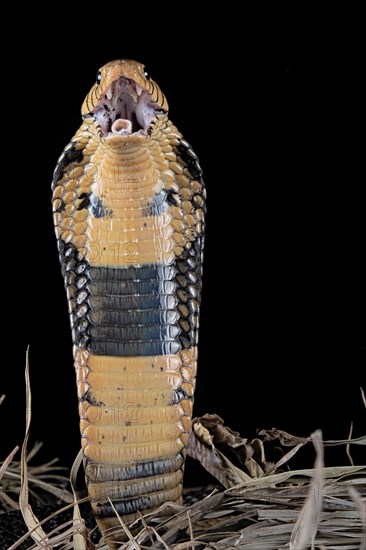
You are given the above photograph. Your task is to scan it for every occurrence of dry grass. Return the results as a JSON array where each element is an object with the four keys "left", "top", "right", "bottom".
[{"left": 0, "top": 356, "right": 365, "bottom": 549}]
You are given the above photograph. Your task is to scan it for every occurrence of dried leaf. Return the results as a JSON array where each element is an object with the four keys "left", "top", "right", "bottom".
[
  {"left": 1, "top": 445, "right": 71, "bottom": 512},
  {"left": 347, "top": 422, "right": 355, "bottom": 466},
  {"left": 244, "top": 457, "right": 265, "bottom": 478},
  {"left": 0, "top": 486, "right": 20, "bottom": 510},
  {"left": 265, "top": 441, "right": 308, "bottom": 475},
  {"left": 19, "top": 348, "right": 50, "bottom": 546},
  {"left": 194, "top": 415, "right": 247, "bottom": 449},
  {"left": 193, "top": 420, "right": 214, "bottom": 448},
  {"left": 225, "top": 464, "right": 366, "bottom": 496},
  {"left": 260, "top": 427, "right": 366, "bottom": 446},
  {"left": 108, "top": 497, "right": 143, "bottom": 549},
  {"left": 361, "top": 386, "right": 366, "bottom": 409},
  {"left": 289, "top": 430, "right": 324, "bottom": 549},
  {"left": 188, "top": 425, "right": 252, "bottom": 488},
  {"left": 0, "top": 446, "right": 19, "bottom": 483},
  {"left": 249, "top": 438, "right": 267, "bottom": 464},
  {"left": 324, "top": 434, "right": 366, "bottom": 446},
  {"left": 348, "top": 486, "right": 366, "bottom": 549},
  {"left": 70, "top": 449, "right": 93, "bottom": 550},
  {"left": 360, "top": 388, "right": 366, "bottom": 408},
  {"left": 259, "top": 427, "right": 311, "bottom": 445},
  {"left": 191, "top": 416, "right": 268, "bottom": 479}
]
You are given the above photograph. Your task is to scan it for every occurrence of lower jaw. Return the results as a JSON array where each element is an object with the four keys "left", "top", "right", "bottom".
[{"left": 103, "top": 131, "right": 148, "bottom": 145}]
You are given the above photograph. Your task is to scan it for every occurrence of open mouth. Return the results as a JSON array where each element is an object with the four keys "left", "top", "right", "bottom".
[{"left": 92, "top": 76, "right": 160, "bottom": 137}]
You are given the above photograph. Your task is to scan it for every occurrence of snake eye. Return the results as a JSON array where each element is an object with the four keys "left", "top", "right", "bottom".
[
  {"left": 144, "top": 69, "right": 151, "bottom": 80},
  {"left": 96, "top": 70, "right": 102, "bottom": 85}
]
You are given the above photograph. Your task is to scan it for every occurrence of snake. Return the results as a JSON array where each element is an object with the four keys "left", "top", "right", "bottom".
[{"left": 51, "top": 59, "right": 206, "bottom": 548}]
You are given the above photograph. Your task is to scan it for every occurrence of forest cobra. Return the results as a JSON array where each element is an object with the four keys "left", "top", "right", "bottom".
[{"left": 51, "top": 59, "right": 206, "bottom": 547}]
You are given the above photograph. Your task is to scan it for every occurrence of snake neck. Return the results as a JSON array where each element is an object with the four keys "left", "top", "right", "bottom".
[
  {"left": 69, "top": 117, "right": 182, "bottom": 270},
  {"left": 89, "top": 140, "right": 156, "bottom": 202}
]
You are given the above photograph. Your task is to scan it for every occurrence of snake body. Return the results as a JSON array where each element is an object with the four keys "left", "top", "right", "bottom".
[{"left": 51, "top": 60, "right": 205, "bottom": 547}]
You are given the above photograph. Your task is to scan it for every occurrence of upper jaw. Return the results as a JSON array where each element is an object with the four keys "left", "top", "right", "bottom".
[{"left": 91, "top": 76, "right": 159, "bottom": 137}]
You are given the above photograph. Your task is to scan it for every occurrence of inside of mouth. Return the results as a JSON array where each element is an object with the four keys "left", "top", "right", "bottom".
[{"left": 93, "top": 76, "right": 158, "bottom": 136}]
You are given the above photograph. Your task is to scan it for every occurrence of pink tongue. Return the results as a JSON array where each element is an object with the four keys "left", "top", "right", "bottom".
[{"left": 111, "top": 118, "right": 132, "bottom": 135}]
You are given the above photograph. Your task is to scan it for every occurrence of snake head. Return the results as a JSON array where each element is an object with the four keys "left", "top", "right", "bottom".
[{"left": 82, "top": 59, "right": 169, "bottom": 139}]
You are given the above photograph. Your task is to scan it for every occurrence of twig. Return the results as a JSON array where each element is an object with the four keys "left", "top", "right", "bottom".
[{"left": 346, "top": 422, "right": 354, "bottom": 466}]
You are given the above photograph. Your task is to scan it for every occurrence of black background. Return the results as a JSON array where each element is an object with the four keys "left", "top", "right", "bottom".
[{"left": 1, "top": 10, "right": 364, "bottom": 486}]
